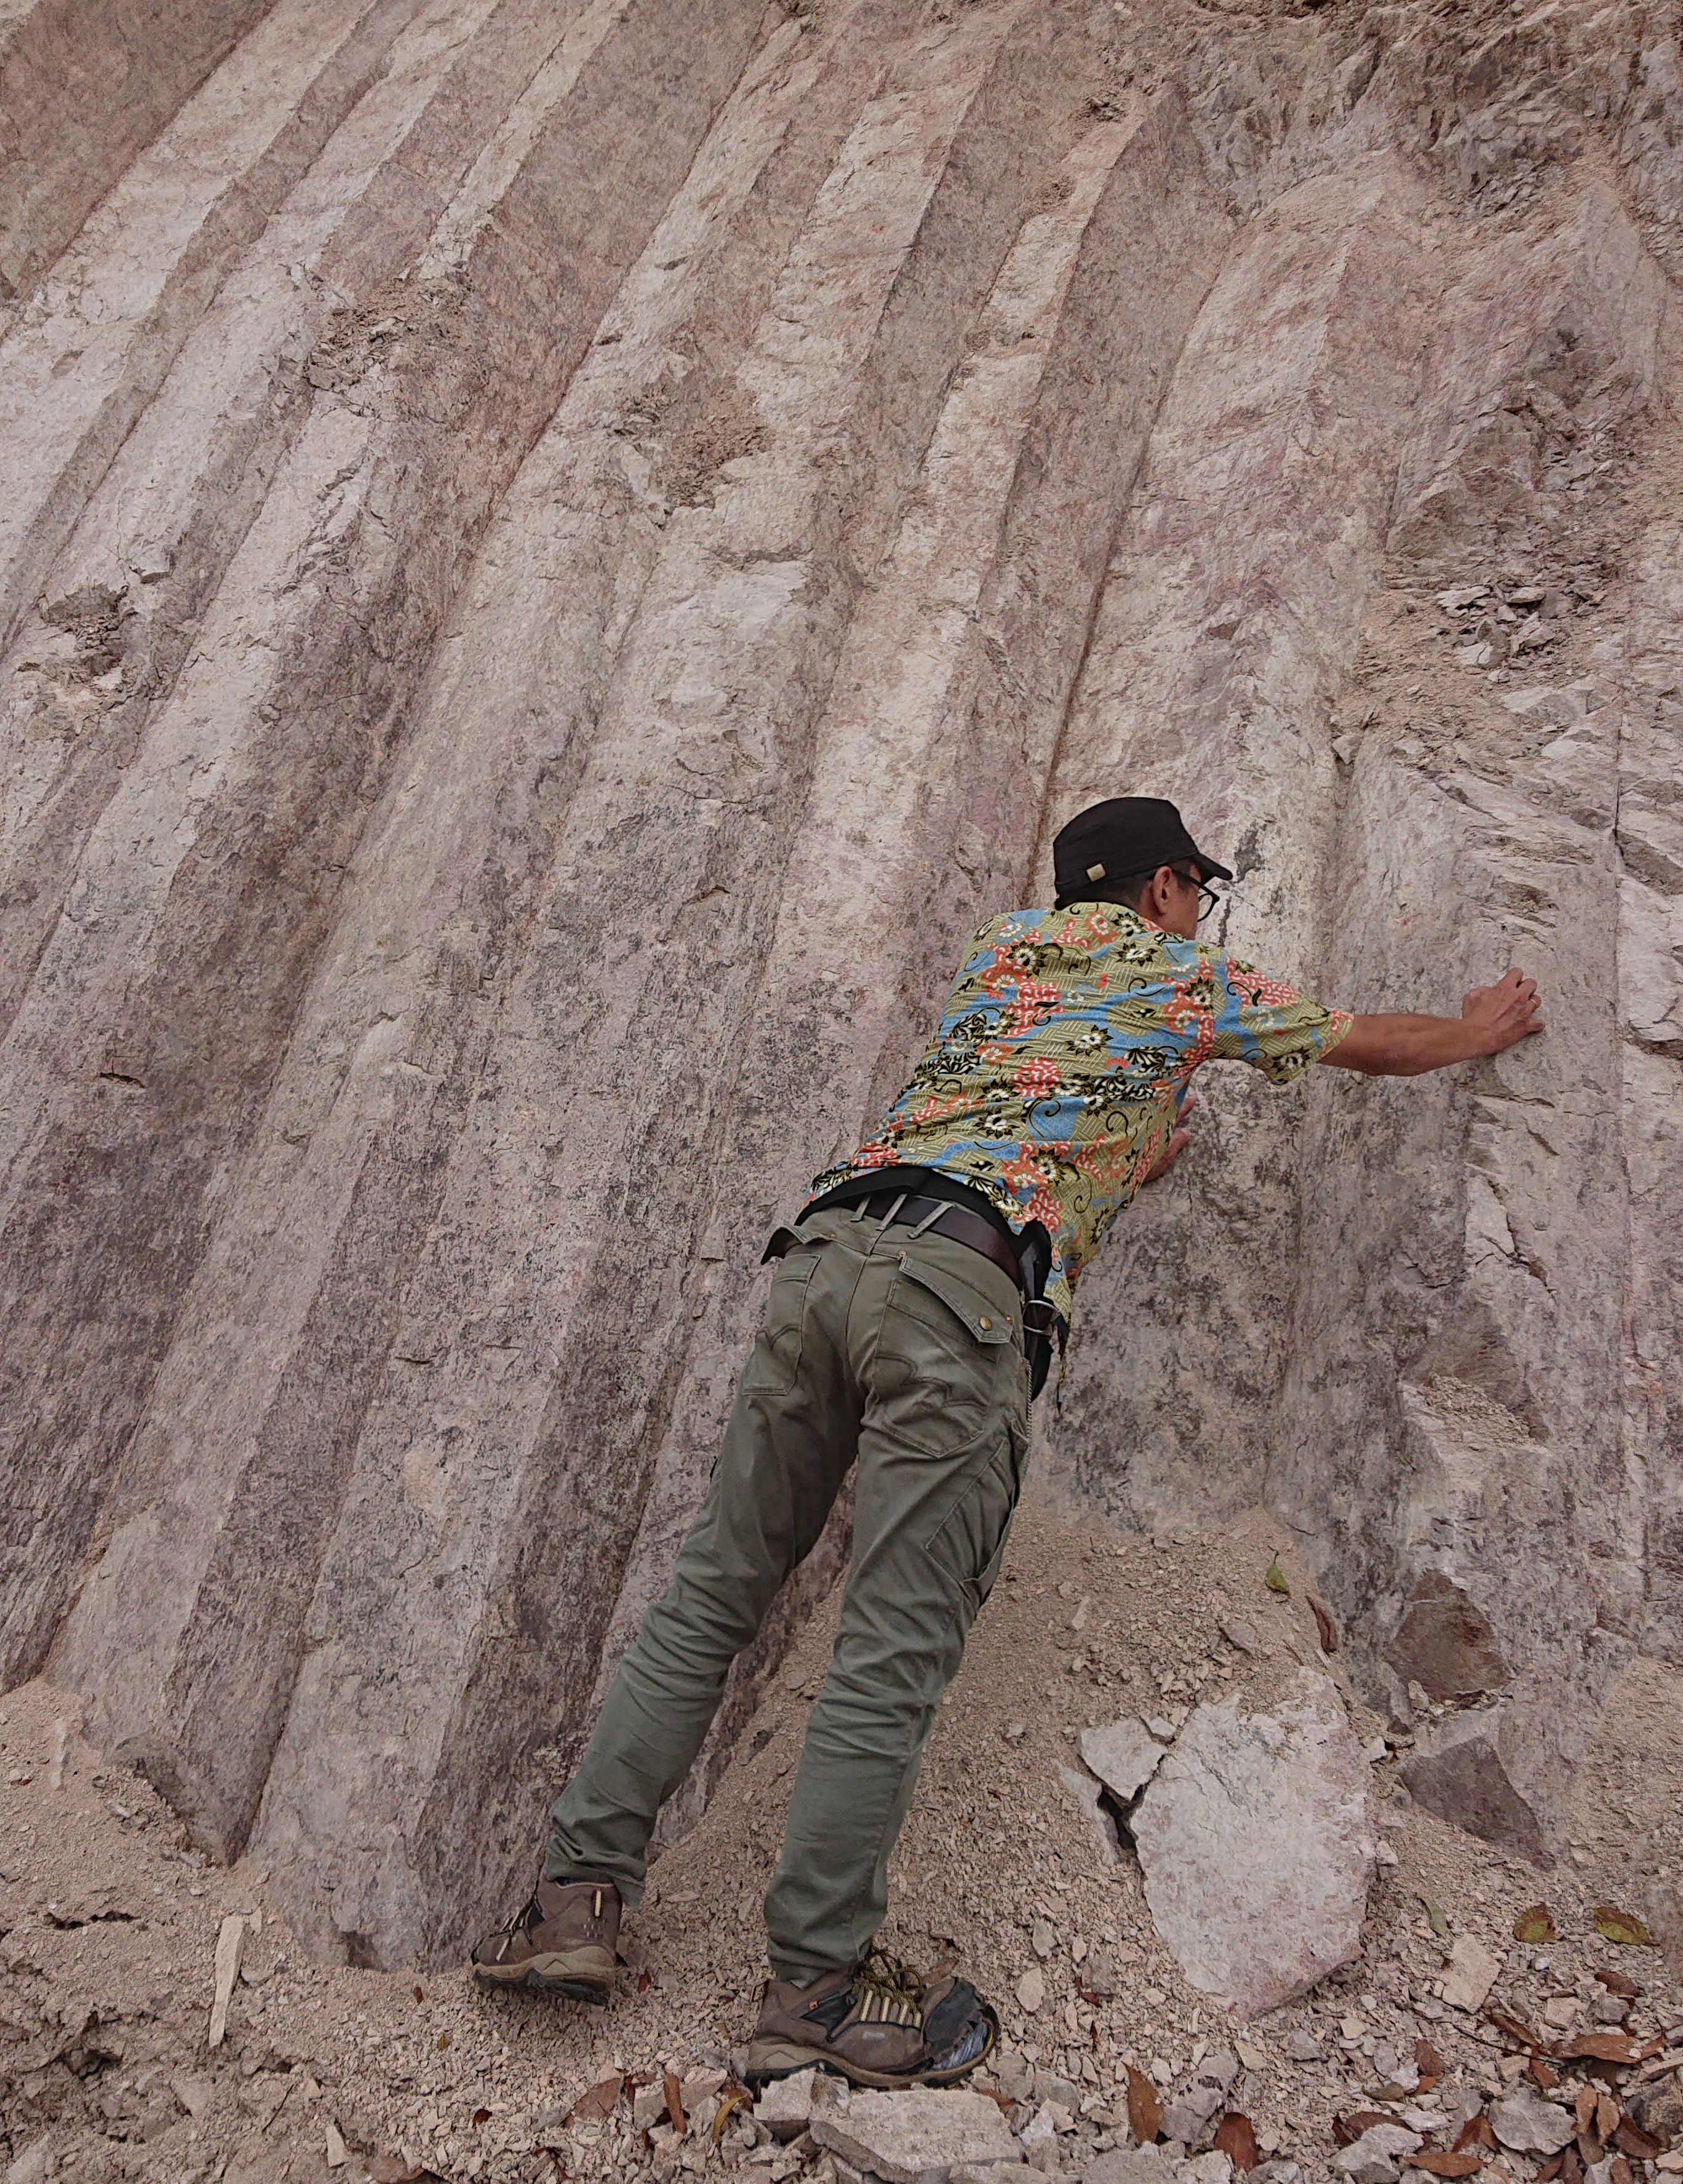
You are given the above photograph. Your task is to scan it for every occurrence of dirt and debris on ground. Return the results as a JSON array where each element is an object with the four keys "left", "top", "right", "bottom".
[{"left": 1, "top": 1503, "right": 1677, "bottom": 2184}]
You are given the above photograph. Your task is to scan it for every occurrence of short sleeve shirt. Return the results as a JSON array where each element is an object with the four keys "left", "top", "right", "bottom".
[{"left": 809, "top": 902, "right": 1351, "bottom": 1317}]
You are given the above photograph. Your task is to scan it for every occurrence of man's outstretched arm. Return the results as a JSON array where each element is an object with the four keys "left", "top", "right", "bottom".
[{"left": 1323, "top": 967, "right": 1544, "bottom": 1078}]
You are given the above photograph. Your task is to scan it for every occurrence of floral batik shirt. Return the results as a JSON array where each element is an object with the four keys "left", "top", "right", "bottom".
[{"left": 809, "top": 902, "right": 1352, "bottom": 1319}]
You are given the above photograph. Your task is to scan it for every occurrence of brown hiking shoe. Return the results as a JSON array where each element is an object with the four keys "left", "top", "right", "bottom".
[
  {"left": 744, "top": 1950, "right": 997, "bottom": 2089},
  {"left": 469, "top": 1879, "right": 619, "bottom": 2001}
]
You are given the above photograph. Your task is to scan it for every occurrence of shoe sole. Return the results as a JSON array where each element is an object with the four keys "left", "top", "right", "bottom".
[
  {"left": 743, "top": 2005, "right": 998, "bottom": 2091},
  {"left": 471, "top": 1948, "right": 615, "bottom": 2004}
]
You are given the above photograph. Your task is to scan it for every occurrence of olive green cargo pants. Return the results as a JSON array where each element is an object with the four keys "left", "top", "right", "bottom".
[{"left": 544, "top": 1202, "right": 1030, "bottom": 1981}]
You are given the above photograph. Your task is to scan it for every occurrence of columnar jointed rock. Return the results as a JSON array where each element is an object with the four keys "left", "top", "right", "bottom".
[
  {"left": 1, "top": 0, "right": 1681, "bottom": 1965},
  {"left": 1129, "top": 1674, "right": 1376, "bottom": 2017}
]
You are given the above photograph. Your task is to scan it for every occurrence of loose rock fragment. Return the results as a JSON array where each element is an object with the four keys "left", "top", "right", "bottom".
[
  {"left": 1332, "top": 2124, "right": 1423, "bottom": 2184},
  {"left": 811, "top": 2086, "right": 1019, "bottom": 2184},
  {"left": 1490, "top": 2089, "right": 1576, "bottom": 2155},
  {"left": 1440, "top": 1935, "right": 1502, "bottom": 2015},
  {"left": 1087, "top": 2155, "right": 1171, "bottom": 2184},
  {"left": 1057, "top": 1763, "right": 1120, "bottom": 1867},
  {"left": 1016, "top": 1964, "right": 1045, "bottom": 2014},
  {"left": 755, "top": 2068, "right": 827, "bottom": 2142},
  {"left": 208, "top": 1913, "right": 245, "bottom": 2048},
  {"left": 1080, "top": 1719, "right": 1168, "bottom": 1804}
]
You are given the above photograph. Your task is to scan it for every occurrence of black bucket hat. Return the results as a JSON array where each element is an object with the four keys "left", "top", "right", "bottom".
[{"left": 1052, "top": 797, "right": 1233, "bottom": 907}]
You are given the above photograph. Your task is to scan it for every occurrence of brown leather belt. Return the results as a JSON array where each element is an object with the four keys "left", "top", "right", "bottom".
[{"left": 852, "top": 1190, "right": 1025, "bottom": 1295}]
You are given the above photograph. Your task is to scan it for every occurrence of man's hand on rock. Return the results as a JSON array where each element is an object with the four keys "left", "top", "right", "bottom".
[
  {"left": 1462, "top": 967, "right": 1545, "bottom": 1055},
  {"left": 1326, "top": 969, "right": 1547, "bottom": 1076},
  {"left": 1140, "top": 1092, "right": 1196, "bottom": 1186}
]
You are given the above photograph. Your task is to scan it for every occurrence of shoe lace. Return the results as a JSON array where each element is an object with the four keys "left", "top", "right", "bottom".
[
  {"left": 851, "top": 1949, "right": 925, "bottom": 2028},
  {"left": 491, "top": 1892, "right": 544, "bottom": 1952}
]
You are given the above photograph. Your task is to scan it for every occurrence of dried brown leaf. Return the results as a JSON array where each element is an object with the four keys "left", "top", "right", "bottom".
[
  {"left": 1407, "top": 2154, "right": 1484, "bottom": 2177},
  {"left": 1575, "top": 2088, "right": 1599, "bottom": 2133},
  {"left": 711, "top": 2087, "right": 751, "bottom": 2146},
  {"left": 1536, "top": 2157, "right": 1566, "bottom": 2183},
  {"left": 1214, "top": 2113, "right": 1259, "bottom": 2173},
  {"left": 1488, "top": 2009, "right": 1543, "bottom": 2052},
  {"left": 1309, "top": 1597, "right": 1337, "bottom": 1653},
  {"left": 1416, "top": 2039, "right": 1446, "bottom": 2081},
  {"left": 1559, "top": 2033, "right": 1639, "bottom": 2065},
  {"left": 1593, "top": 1908, "right": 1655, "bottom": 1948},
  {"left": 1531, "top": 2057, "right": 1561, "bottom": 2091},
  {"left": 1596, "top": 1968, "right": 1641, "bottom": 2001},
  {"left": 1615, "top": 2120, "right": 1664, "bottom": 2160},
  {"left": 1335, "top": 2113, "right": 1396, "bottom": 2147},
  {"left": 1609, "top": 2158, "right": 1633, "bottom": 2184},
  {"left": 664, "top": 2070, "right": 686, "bottom": 2136},
  {"left": 1514, "top": 1905, "right": 1556, "bottom": 1945},
  {"left": 1127, "top": 2065, "right": 1163, "bottom": 2145},
  {"left": 1595, "top": 2095, "right": 1621, "bottom": 2142},
  {"left": 472, "top": 2107, "right": 491, "bottom": 2127},
  {"left": 568, "top": 2075, "right": 624, "bottom": 2124}
]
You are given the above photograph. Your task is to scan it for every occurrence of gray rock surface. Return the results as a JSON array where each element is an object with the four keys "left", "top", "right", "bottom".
[
  {"left": 1131, "top": 1674, "right": 1375, "bottom": 2017},
  {"left": 1085, "top": 2156, "right": 1170, "bottom": 2184},
  {"left": 1, "top": 0, "right": 1681, "bottom": 1964}
]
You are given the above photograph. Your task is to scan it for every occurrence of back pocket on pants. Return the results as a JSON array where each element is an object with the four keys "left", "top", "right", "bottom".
[
  {"left": 924, "top": 1424, "right": 1025, "bottom": 1610},
  {"left": 742, "top": 1239, "right": 827, "bottom": 1394}
]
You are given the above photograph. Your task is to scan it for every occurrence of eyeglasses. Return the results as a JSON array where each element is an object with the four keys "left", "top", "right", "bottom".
[
  {"left": 1109, "top": 861, "right": 1224, "bottom": 924},
  {"left": 1162, "top": 862, "right": 1222, "bottom": 924}
]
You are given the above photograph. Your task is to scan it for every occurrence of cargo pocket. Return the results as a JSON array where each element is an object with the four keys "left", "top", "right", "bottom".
[
  {"left": 872, "top": 1253, "right": 1020, "bottom": 1459},
  {"left": 924, "top": 1423, "right": 1026, "bottom": 1614},
  {"left": 742, "top": 1237, "right": 827, "bottom": 1394}
]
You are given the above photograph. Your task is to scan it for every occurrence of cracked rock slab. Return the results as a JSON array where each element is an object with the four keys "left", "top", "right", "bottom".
[
  {"left": 811, "top": 2087, "right": 1021, "bottom": 2184},
  {"left": 1130, "top": 1671, "right": 1375, "bottom": 2018},
  {"left": 1080, "top": 1718, "right": 1168, "bottom": 1804}
]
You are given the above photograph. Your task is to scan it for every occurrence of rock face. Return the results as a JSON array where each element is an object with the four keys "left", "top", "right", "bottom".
[
  {"left": 1130, "top": 1674, "right": 1375, "bottom": 2017},
  {"left": 1, "top": 0, "right": 1681, "bottom": 1965}
]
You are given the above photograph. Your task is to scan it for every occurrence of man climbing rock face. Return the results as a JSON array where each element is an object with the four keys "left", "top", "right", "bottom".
[{"left": 470, "top": 795, "right": 1544, "bottom": 2086}]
